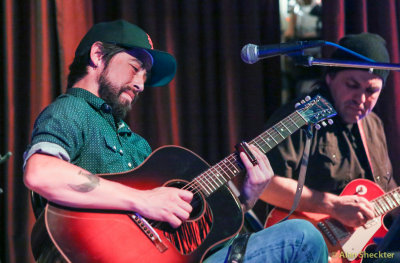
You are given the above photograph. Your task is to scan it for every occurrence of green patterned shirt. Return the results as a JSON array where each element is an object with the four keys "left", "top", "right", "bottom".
[{"left": 24, "top": 88, "right": 151, "bottom": 174}]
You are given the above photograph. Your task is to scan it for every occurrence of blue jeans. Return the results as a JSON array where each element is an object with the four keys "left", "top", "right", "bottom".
[{"left": 204, "top": 219, "right": 328, "bottom": 263}]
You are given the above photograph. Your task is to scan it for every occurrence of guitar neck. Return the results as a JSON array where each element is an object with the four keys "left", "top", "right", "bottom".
[
  {"left": 192, "top": 111, "right": 307, "bottom": 197},
  {"left": 372, "top": 186, "right": 400, "bottom": 216}
]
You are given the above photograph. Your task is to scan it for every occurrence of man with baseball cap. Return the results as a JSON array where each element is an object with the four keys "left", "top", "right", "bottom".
[
  {"left": 260, "top": 33, "right": 399, "bottom": 261},
  {"left": 24, "top": 20, "right": 328, "bottom": 262}
]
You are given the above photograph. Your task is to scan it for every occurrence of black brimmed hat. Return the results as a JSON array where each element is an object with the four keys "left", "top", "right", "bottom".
[{"left": 75, "top": 19, "right": 177, "bottom": 87}]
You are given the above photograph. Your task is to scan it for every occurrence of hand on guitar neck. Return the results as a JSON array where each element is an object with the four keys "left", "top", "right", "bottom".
[{"left": 238, "top": 144, "right": 274, "bottom": 212}]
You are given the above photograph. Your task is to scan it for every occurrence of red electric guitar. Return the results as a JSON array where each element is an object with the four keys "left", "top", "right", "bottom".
[
  {"left": 265, "top": 179, "right": 400, "bottom": 263},
  {"left": 31, "top": 95, "right": 336, "bottom": 263}
]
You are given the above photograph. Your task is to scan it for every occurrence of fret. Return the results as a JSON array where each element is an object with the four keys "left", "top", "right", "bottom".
[
  {"left": 275, "top": 122, "right": 292, "bottom": 138},
  {"left": 384, "top": 198, "right": 393, "bottom": 210},
  {"left": 384, "top": 195, "right": 396, "bottom": 209},
  {"left": 194, "top": 177, "right": 211, "bottom": 196},
  {"left": 373, "top": 208, "right": 380, "bottom": 217},
  {"left": 375, "top": 203, "right": 382, "bottom": 215},
  {"left": 215, "top": 163, "right": 232, "bottom": 181},
  {"left": 200, "top": 174, "right": 215, "bottom": 195},
  {"left": 266, "top": 130, "right": 278, "bottom": 145},
  {"left": 272, "top": 126, "right": 285, "bottom": 139},
  {"left": 210, "top": 166, "right": 229, "bottom": 183},
  {"left": 225, "top": 156, "right": 240, "bottom": 175},
  {"left": 204, "top": 172, "right": 219, "bottom": 191},
  {"left": 288, "top": 115, "right": 300, "bottom": 129},
  {"left": 294, "top": 111, "right": 308, "bottom": 125},
  {"left": 259, "top": 135, "right": 273, "bottom": 149},
  {"left": 378, "top": 199, "right": 389, "bottom": 212},
  {"left": 374, "top": 200, "right": 385, "bottom": 215},
  {"left": 280, "top": 120, "right": 293, "bottom": 134},
  {"left": 212, "top": 168, "right": 226, "bottom": 185},
  {"left": 220, "top": 161, "right": 235, "bottom": 180},
  {"left": 393, "top": 191, "right": 400, "bottom": 204},
  {"left": 390, "top": 192, "right": 399, "bottom": 206},
  {"left": 186, "top": 181, "right": 200, "bottom": 196},
  {"left": 251, "top": 140, "right": 266, "bottom": 154},
  {"left": 223, "top": 157, "right": 239, "bottom": 175}
]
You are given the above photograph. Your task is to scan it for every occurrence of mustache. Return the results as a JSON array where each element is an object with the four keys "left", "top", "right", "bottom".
[{"left": 119, "top": 87, "right": 139, "bottom": 104}]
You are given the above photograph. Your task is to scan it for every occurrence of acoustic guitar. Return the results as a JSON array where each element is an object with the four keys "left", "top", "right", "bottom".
[{"left": 32, "top": 95, "right": 336, "bottom": 262}]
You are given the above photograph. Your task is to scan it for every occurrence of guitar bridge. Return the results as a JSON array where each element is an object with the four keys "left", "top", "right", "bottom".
[{"left": 130, "top": 213, "right": 168, "bottom": 253}]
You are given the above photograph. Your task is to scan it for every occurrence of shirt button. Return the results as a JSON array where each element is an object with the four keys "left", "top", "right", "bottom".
[
  {"left": 113, "top": 146, "right": 117, "bottom": 150},
  {"left": 128, "top": 162, "right": 132, "bottom": 167},
  {"left": 120, "top": 149, "right": 124, "bottom": 154}
]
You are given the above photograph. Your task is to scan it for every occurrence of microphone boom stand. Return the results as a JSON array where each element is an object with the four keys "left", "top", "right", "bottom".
[{"left": 293, "top": 55, "right": 400, "bottom": 71}]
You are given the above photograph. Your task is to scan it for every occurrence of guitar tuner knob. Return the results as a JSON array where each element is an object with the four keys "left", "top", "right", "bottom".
[
  {"left": 305, "top": 96, "right": 311, "bottom": 101},
  {"left": 321, "top": 121, "right": 327, "bottom": 127},
  {"left": 300, "top": 100, "right": 305, "bottom": 104},
  {"left": 327, "top": 119, "right": 334, "bottom": 125},
  {"left": 294, "top": 102, "right": 301, "bottom": 109},
  {"left": 315, "top": 124, "right": 321, "bottom": 130}
]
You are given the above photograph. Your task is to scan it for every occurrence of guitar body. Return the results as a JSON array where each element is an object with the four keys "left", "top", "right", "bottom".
[
  {"left": 265, "top": 179, "right": 388, "bottom": 263},
  {"left": 31, "top": 95, "right": 337, "bottom": 262},
  {"left": 39, "top": 146, "right": 244, "bottom": 263}
]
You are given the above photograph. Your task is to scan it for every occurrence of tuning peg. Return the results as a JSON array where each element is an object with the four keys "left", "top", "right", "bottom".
[
  {"left": 305, "top": 96, "right": 311, "bottom": 101},
  {"left": 295, "top": 102, "right": 301, "bottom": 109},
  {"left": 327, "top": 119, "right": 334, "bottom": 125},
  {"left": 300, "top": 100, "right": 305, "bottom": 104},
  {"left": 321, "top": 121, "right": 327, "bottom": 127},
  {"left": 315, "top": 124, "right": 321, "bottom": 130}
]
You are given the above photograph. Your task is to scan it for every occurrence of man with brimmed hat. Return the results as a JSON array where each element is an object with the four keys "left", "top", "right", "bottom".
[
  {"left": 23, "top": 20, "right": 328, "bottom": 262},
  {"left": 260, "top": 33, "right": 399, "bottom": 261}
]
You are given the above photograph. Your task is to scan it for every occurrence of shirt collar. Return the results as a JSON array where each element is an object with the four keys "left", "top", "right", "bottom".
[
  {"left": 67, "top": 88, "right": 109, "bottom": 112},
  {"left": 117, "top": 121, "right": 132, "bottom": 135},
  {"left": 67, "top": 88, "right": 132, "bottom": 135}
]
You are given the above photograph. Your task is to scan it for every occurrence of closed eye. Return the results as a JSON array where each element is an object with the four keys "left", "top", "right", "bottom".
[{"left": 131, "top": 65, "right": 139, "bottom": 72}]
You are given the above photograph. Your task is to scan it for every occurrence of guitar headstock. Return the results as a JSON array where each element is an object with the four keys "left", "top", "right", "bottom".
[{"left": 296, "top": 95, "right": 337, "bottom": 126}]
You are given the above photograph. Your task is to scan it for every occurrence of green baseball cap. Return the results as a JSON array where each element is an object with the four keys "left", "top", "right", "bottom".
[{"left": 75, "top": 19, "right": 177, "bottom": 87}]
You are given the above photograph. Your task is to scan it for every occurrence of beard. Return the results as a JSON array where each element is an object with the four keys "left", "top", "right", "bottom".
[{"left": 98, "top": 70, "right": 138, "bottom": 120}]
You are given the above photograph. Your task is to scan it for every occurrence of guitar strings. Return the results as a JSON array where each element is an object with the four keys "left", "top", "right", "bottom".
[
  {"left": 181, "top": 111, "right": 306, "bottom": 198},
  {"left": 148, "top": 107, "right": 327, "bottom": 227},
  {"left": 180, "top": 111, "right": 306, "bottom": 201}
]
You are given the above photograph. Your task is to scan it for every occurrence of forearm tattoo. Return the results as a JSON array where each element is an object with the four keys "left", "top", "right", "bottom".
[{"left": 68, "top": 170, "right": 100, "bottom": 193}]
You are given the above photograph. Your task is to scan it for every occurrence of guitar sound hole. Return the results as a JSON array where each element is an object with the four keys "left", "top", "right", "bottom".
[{"left": 165, "top": 180, "right": 205, "bottom": 221}]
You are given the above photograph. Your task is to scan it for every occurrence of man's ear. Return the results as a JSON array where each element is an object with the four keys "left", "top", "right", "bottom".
[{"left": 89, "top": 41, "right": 104, "bottom": 68}]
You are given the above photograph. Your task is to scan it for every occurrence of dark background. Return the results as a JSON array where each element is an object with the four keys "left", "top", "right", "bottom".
[{"left": 2, "top": 0, "right": 400, "bottom": 262}]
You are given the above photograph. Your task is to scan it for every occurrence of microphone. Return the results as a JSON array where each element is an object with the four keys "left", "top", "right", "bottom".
[{"left": 241, "top": 40, "right": 326, "bottom": 64}]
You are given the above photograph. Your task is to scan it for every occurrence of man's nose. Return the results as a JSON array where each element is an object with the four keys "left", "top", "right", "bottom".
[
  {"left": 132, "top": 71, "right": 146, "bottom": 93},
  {"left": 354, "top": 91, "right": 366, "bottom": 104}
]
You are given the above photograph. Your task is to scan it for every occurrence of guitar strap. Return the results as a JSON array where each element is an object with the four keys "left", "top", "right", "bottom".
[
  {"left": 357, "top": 120, "right": 374, "bottom": 176},
  {"left": 227, "top": 232, "right": 252, "bottom": 263},
  {"left": 227, "top": 129, "right": 313, "bottom": 262},
  {"left": 279, "top": 127, "right": 313, "bottom": 223}
]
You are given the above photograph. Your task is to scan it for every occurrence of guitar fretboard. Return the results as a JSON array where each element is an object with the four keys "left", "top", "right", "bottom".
[
  {"left": 372, "top": 187, "right": 400, "bottom": 217},
  {"left": 189, "top": 111, "right": 308, "bottom": 197}
]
